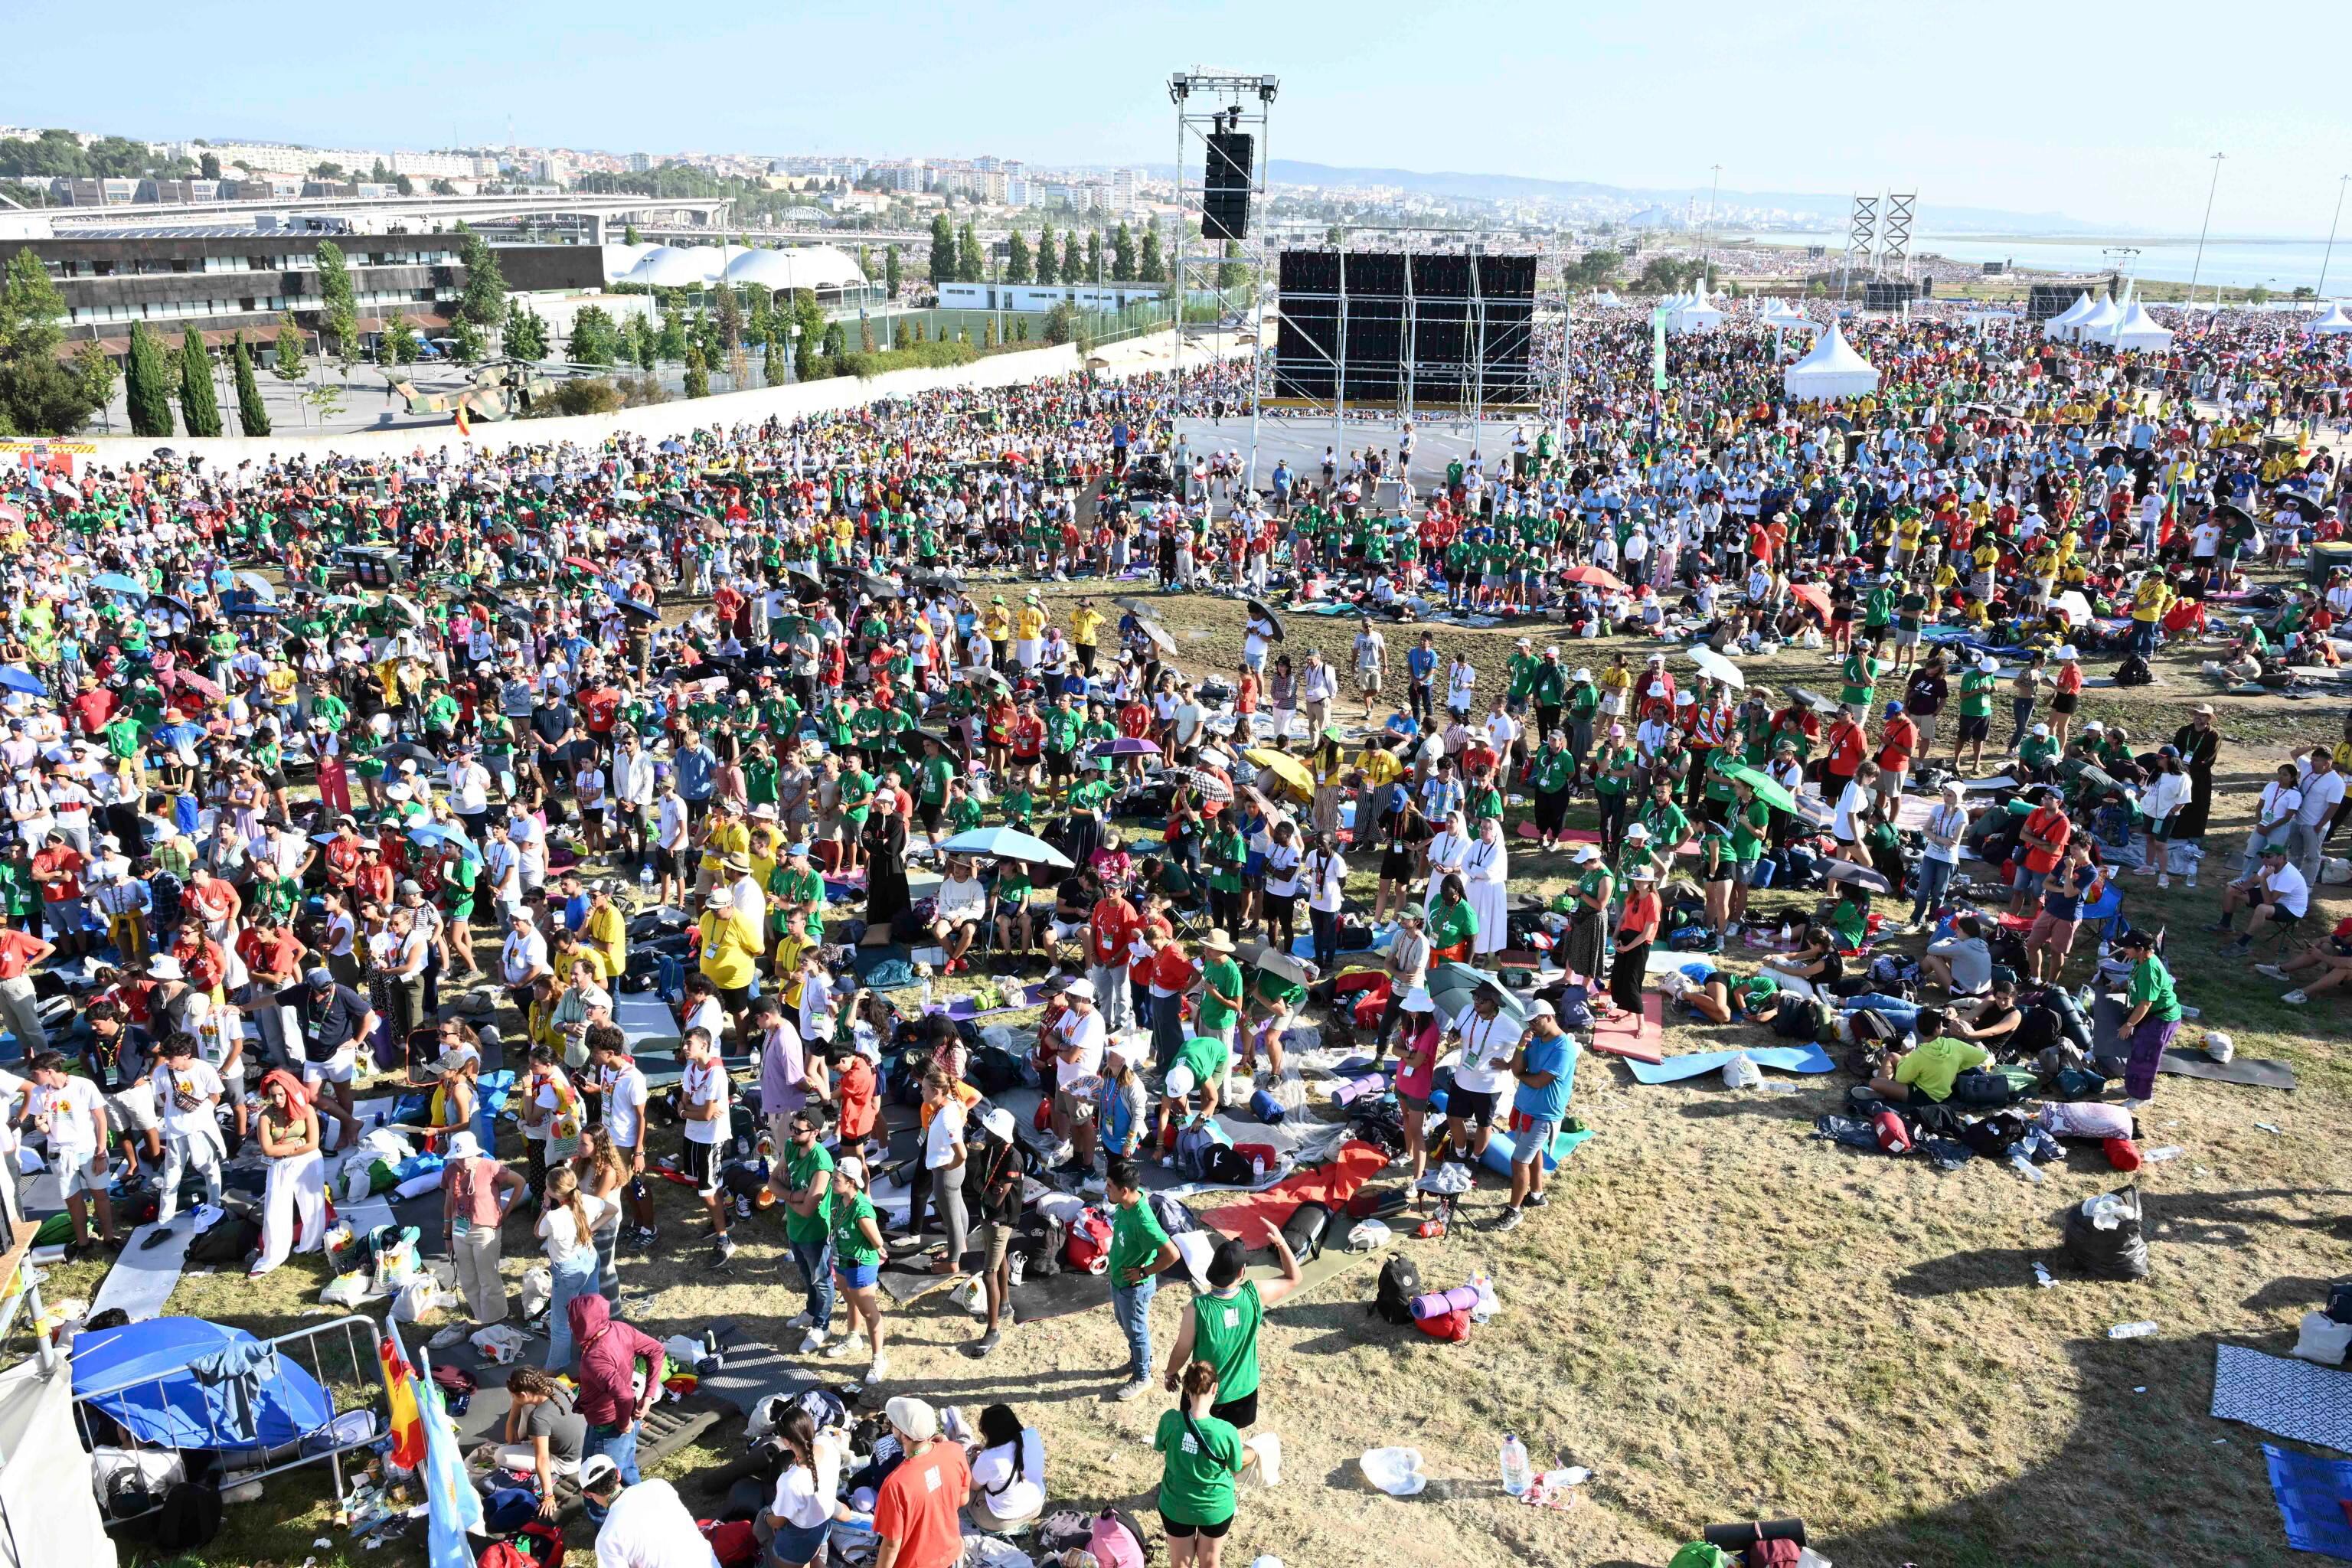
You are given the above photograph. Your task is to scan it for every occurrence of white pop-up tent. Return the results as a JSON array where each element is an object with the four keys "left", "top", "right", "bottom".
[
  {"left": 2109, "top": 298, "right": 2174, "bottom": 351},
  {"left": 1591, "top": 289, "right": 1624, "bottom": 307},
  {"left": 1672, "top": 282, "right": 1724, "bottom": 334},
  {"left": 2043, "top": 291, "right": 2096, "bottom": 340},
  {"left": 2310, "top": 301, "right": 2352, "bottom": 336},
  {"left": 1782, "top": 321, "right": 1880, "bottom": 400},
  {"left": 2075, "top": 289, "right": 2124, "bottom": 344}
]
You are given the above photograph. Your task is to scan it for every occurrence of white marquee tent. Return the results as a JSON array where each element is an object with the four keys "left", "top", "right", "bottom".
[
  {"left": 1672, "top": 283, "right": 1723, "bottom": 334},
  {"left": 0, "top": 1355, "right": 114, "bottom": 1568},
  {"left": 2108, "top": 298, "right": 2174, "bottom": 351},
  {"left": 1782, "top": 321, "right": 1880, "bottom": 401},
  {"left": 2074, "top": 289, "right": 2123, "bottom": 344},
  {"left": 2043, "top": 291, "right": 2096, "bottom": 340},
  {"left": 2310, "top": 301, "right": 2352, "bottom": 336}
]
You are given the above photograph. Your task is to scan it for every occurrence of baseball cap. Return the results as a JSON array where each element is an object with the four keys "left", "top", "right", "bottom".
[
  {"left": 579, "top": 1455, "right": 622, "bottom": 1492},
  {"left": 1525, "top": 998, "right": 1557, "bottom": 1019},
  {"left": 305, "top": 966, "right": 335, "bottom": 987}
]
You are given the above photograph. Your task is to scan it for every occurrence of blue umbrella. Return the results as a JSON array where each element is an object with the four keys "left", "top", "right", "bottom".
[
  {"left": 0, "top": 667, "right": 45, "bottom": 697},
  {"left": 92, "top": 572, "right": 148, "bottom": 598},
  {"left": 938, "top": 825, "right": 1074, "bottom": 869},
  {"left": 409, "top": 822, "right": 481, "bottom": 864},
  {"left": 1088, "top": 737, "right": 1160, "bottom": 760}
]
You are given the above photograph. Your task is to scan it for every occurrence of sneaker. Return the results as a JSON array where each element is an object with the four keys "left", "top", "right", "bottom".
[
  {"left": 799, "top": 1331, "right": 829, "bottom": 1354},
  {"left": 2253, "top": 964, "right": 2289, "bottom": 981},
  {"left": 1109, "top": 1377, "right": 1152, "bottom": 1402},
  {"left": 2156, "top": 874, "right": 2170, "bottom": 890},
  {"left": 1523, "top": 1191, "right": 1550, "bottom": 1209},
  {"left": 784, "top": 1312, "right": 815, "bottom": 1331},
  {"left": 2284, "top": 990, "right": 2310, "bottom": 1005},
  {"left": 822, "top": 1338, "right": 858, "bottom": 1360},
  {"left": 710, "top": 1236, "right": 737, "bottom": 1269},
  {"left": 2204, "top": 918, "right": 2234, "bottom": 933},
  {"left": 964, "top": 1330, "right": 1004, "bottom": 1360},
  {"left": 2118, "top": 1096, "right": 2150, "bottom": 1111},
  {"left": 139, "top": 1225, "right": 178, "bottom": 1251},
  {"left": 1491, "top": 1206, "right": 1524, "bottom": 1232}
]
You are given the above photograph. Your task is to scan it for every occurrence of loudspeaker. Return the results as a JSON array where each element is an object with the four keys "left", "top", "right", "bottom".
[{"left": 1204, "top": 131, "right": 1253, "bottom": 240}]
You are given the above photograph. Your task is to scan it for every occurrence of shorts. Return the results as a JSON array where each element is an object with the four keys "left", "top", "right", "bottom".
[
  {"left": 1446, "top": 1086, "right": 1498, "bottom": 1129},
  {"left": 678, "top": 1137, "right": 723, "bottom": 1197},
  {"left": 2257, "top": 907, "right": 2303, "bottom": 934},
  {"left": 835, "top": 1257, "right": 881, "bottom": 1289},
  {"left": 1733, "top": 858, "right": 1764, "bottom": 887},
  {"left": 53, "top": 1146, "right": 106, "bottom": 1199},
  {"left": 2013, "top": 867, "right": 2050, "bottom": 899},
  {"left": 1510, "top": 1117, "right": 1562, "bottom": 1165},
  {"left": 917, "top": 802, "right": 943, "bottom": 834},
  {"left": 1958, "top": 714, "right": 1990, "bottom": 742},
  {"left": 2050, "top": 692, "right": 2079, "bottom": 715},
  {"left": 1161, "top": 1514, "right": 1234, "bottom": 1540},
  {"left": 1399, "top": 1092, "right": 1434, "bottom": 1115},
  {"left": 1358, "top": 671, "right": 1383, "bottom": 694},
  {"left": 1893, "top": 627, "right": 1921, "bottom": 648},
  {"left": 303, "top": 1049, "right": 358, "bottom": 1086},
  {"left": 1208, "top": 1390, "right": 1258, "bottom": 1429},
  {"left": 1053, "top": 1086, "right": 1098, "bottom": 1125},
  {"left": 1045, "top": 747, "right": 1074, "bottom": 780},
  {"left": 653, "top": 847, "right": 681, "bottom": 880},
  {"left": 106, "top": 1081, "right": 161, "bottom": 1135},
  {"left": 2028, "top": 910, "right": 2080, "bottom": 957},
  {"left": 979, "top": 1219, "right": 1015, "bottom": 1272}
]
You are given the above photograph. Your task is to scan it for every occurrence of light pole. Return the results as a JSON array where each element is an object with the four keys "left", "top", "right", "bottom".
[
  {"left": 2318, "top": 175, "right": 2350, "bottom": 302},
  {"left": 2187, "top": 152, "right": 2224, "bottom": 309},
  {"left": 1704, "top": 163, "right": 1722, "bottom": 283}
]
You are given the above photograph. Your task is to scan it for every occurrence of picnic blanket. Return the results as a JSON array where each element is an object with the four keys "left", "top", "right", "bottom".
[
  {"left": 1197, "top": 1141, "right": 1390, "bottom": 1250},
  {"left": 1627, "top": 1044, "right": 1836, "bottom": 1085},
  {"left": 2213, "top": 1344, "right": 2352, "bottom": 1452},
  {"left": 2264, "top": 1442, "right": 2352, "bottom": 1561}
]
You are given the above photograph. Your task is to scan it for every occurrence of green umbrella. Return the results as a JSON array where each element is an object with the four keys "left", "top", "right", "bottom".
[{"left": 1725, "top": 764, "right": 1798, "bottom": 813}]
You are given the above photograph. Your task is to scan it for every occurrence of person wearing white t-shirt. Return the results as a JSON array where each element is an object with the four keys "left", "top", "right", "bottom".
[
  {"left": 145, "top": 1038, "right": 226, "bottom": 1240},
  {"left": 920, "top": 1072, "right": 970, "bottom": 1280},
  {"left": 589, "top": 1029, "right": 655, "bottom": 1247},
  {"left": 1441, "top": 989, "right": 1523, "bottom": 1170},
  {"left": 0, "top": 1063, "right": 27, "bottom": 1229},
  {"left": 2222, "top": 843, "right": 2310, "bottom": 957},
  {"left": 537, "top": 1164, "right": 612, "bottom": 1371},
  {"left": 678, "top": 1029, "right": 734, "bottom": 1267},
  {"left": 28, "top": 1053, "right": 114, "bottom": 1252},
  {"left": 2292, "top": 750, "right": 2345, "bottom": 887}
]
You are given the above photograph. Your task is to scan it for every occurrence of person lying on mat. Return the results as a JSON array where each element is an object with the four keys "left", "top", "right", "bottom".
[
  {"left": 1674, "top": 965, "right": 1781, "bottom": 1026},
  {"left": 1865, "top": 1008, "right": 1988, "bottom": 1104}
]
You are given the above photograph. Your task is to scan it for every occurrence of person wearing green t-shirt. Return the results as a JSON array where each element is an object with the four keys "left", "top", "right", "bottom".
[
  {"left": 916, "top": 740, "right": 955, "bottom": 854},
  {"left": 827, "top": 1159, "right": 890, "bottom": 1373},
  {"left": 1161, "top": 1230, "right": 1304, "bottom": 1429},
  {"left": 1106, "top": 1158, "right": 1180, "bottom": 1400},
  {"left": 1155, "top": 1362, "right": 1247, "bottom": 1536},
  {"left": 1529, "top": 732, "right": 1577, "bottom": 849},
  {"left": 1195, "top": 936, "right": 1246, "bottom": 1055},
  {"left": 2114, "top": 927, "right": 2182, "bottom": 1108},
  {"left": 776, "top": 1112, "right": 836, "bottom": 1353},
  {"left": 1953, "top": 657, "right": 1998, "bottom": 773},
  {"left": 1839, "top": 648, "right": 1888, "bottom": 711}
]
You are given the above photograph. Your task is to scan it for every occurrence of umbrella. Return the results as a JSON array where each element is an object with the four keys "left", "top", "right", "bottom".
[
  {"left": 856, "top": 572, "right": 900, "bottom": 600},
  {"left": 153, "top": 592, "right": 194, "bottom": 617},
  {"left": 92, "top": 572, "right": 149, "bottom": 598},
  {"left": 0, "top": 667, "right": 44, "bottom": 697},
  {"left": 1426, "top": 959, "right": 1529, "bottom": 1022},
  {"left": 1113, "top": 596, "right": 1158, "bottom": 615},
  {"left": 787, "top": 569, "right": 827, "bottom": 601},
  {"left": 1088, "top": 737, "right": 1161, "bottom": 760},
  {"left": 1133, "top": 619, "right": 1179, "bottom": 657},
  {"left": 1560, "top": 564, "right": 1628, "bottom": 592},
  {"left": 1723, "top": 763, "right": 1798, "bottom": 812},
  {"left": 2277, "top": 494, "right": 2324, "bottom": 523},
  {"left": 324, "top": 594, "right": 364, "bottom": 608},
  {"left": 236, "top": 573, "right": 279, "bottom": 603},
  {"left": 1687, "top": 646, "right": 1744, "bottom": 689},
  {"left": 938, "top": 826, "right": 1075, "bottom": 869},
  {"left": 386, "top": 593, "right": 424, "bottom": 626},
  {"left": 225, "top": 600, "right": 283, "bottom": 618},
  {"left": 1169, "top": 766, "right": 1234, "bottom": 802},
  {"left": 0, "top": 504, "right": 21, "bottom": 525},
  {"left": 1243, "top": 597, "right": 1287, "bottom": 640},
  {"left": 2055, "top": 590, "right": 2094, "bottom": 628},
  {"left": 165, "top": 669, "right": 224, "bottom": 701},
  {"left": 561, "top": 555, "right": 600, "bottom": 573},
  {"left": 379, "top": 741, "right": 439, "bottom": 766},
  {"left": 658, "top": 439, "right": 688, "bottom": 456},
  {"left": 1788, "top": 583, "right": 1834, "bottom": 622},
  {"left": 1789, "top": 686, "right": 1834, "bottom": 712},
  {"left": 609, "top": 596, "right": 658, "bottom": 623},
  {"left": 1819, "top": 859, "right": 1894, "bottom": 895},
  {"left": 1243, "top": 747, "right": 1315, "bottom": 796},
  {"left": 913, "top": 569, "right": 964, "bottom": 593},
  {"left": 1236, "top": 939, "right": 1312, "bottom": 987},
  {"left": 2213, "top": 502, "right": 2255, "bottom": 529}
]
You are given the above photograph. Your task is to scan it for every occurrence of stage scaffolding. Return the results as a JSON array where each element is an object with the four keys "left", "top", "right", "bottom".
[
  {"left": 1166, "top": 70, "right": 1277, "bottom": 491},
  {"left": 1265, "top": 225, "right": 1550, "bottom": 430}
]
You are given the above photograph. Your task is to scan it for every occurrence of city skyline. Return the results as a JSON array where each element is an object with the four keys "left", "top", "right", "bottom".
[{"left": 10, "top": 0, "right": 2350, "bottom": 237}]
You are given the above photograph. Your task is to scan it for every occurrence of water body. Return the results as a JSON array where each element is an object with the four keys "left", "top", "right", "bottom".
[{"left": 1747, "top": 233, "right": 2347, "bottom": 293}]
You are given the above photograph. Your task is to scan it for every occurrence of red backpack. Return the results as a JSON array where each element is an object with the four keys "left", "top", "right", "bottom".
[{"left": 1064, "top": 1208, "right": 1113, "bottom": 1273}]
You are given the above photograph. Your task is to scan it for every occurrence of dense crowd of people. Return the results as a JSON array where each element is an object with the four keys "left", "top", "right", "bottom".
[{"left": 4, "top": 293, "right": 2348, "bottom": 1567}]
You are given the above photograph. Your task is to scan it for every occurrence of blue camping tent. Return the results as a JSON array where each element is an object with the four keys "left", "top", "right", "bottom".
[{"left": 71, "top": 1317, "right": 332, "bottom": 1452}]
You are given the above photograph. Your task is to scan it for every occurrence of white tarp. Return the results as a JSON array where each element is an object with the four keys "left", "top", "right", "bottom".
[
  {"left": 0, "top": 1354, "right": 116, "bottom": 1568},
  {"left": 1782, "top": 321, "right": 1880, "bottom": 400},
  {"left": 2311, "top": 301, "right": 2352, "bottom": 336}
]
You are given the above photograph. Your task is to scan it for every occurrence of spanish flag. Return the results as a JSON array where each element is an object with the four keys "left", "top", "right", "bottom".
[
  {"left": 380, "top": 1335, "right": 426, "bottom": 1472},
  {"left": 453, "top": 405, "right": 472, "bottom": 439}
]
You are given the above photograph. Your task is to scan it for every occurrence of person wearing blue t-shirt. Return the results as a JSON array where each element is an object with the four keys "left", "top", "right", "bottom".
[{"left": 1496, "top": 999, "right": 1576, "bottom": 1232}]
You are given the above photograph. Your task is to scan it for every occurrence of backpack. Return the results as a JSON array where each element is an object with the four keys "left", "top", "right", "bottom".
[
  {"left": 1951, "top": 1068, "right": 2016, "bottom": 1108},
  {"left": 1848, "top": 1008, "right": 1902, "bottom": 1045},
  {"left": 154, "top": 1480, "right": 224, "bottom": 1553},
  {"left": 1200, "top": 1146, "right": 1255, "bottom": 1186},
  {"left": 1172, "top": 1119, "right": 1232, "bottom": 1181},
  {"left": 1746, "top": 1541, "right": 1802, "bottom": 1568},
  {"left": 1279, "top": 1200, "right": 1333, "bottom": 1263},
  {"left": 966, "top": 1047, "right": 1026, "bottom": 1096},
  {"left": 699, "top": 1519, "right": 763, "bottom": 1568},
  {"left": 1147, "top": 1191, "right": 1198, "bottom": 1238},
  {"left": 1668, "top": 1547, "right": 1735, "bottom": 1568},
  {"left": 1769, "top": 995, "right": 1822, "bottom": 1040},
  {"left": 1089, "top": 1506, "right": 1154, "bottom": 1567},
  {"left": 187, "top": 1213, "right": 263, "bottom": 1266},
  {"left": 2112, "top": 652, "right": 2153, "bottom": 687},
  {"left": 1550, "top": 983, "right": 1596, "bottom": 1031},
  {"left": 1413, "top": 1305, "right": 1472, "bottom": 1343},
  {"left": 1372, "top": 1254, "right": 1423, "bottom": 1325},
  {"left": 1063, "top": 1209, "right": 1113, "bottom": 1273}
]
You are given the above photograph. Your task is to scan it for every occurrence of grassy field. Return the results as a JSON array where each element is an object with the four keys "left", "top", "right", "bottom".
[{"left": 30, "top": 573, "right": 2348, "bottom": 1568}]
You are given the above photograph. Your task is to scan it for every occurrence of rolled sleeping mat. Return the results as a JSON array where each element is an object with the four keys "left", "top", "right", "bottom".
[
  {"left": 1703, "top": 1519, "right": 1806, "bottom": 1551},
  {"left": 1251, "top": 1087, "right": 1289, "bottom": 1124},
  {"left": 1278, "top": 1199, "right": 1333, "bottom": 1263},
  {"left": 1409, "top": 1284, "right": 1481, "bottom": 1321},
  {"left": 1476, "top": 1122, "right": 1578, "bottom": 1179}
]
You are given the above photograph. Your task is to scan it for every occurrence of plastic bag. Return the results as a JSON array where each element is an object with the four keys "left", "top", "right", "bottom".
[
  {"left": 338, "top": 1161, "right": 375, "bottom": 1204},
  {"left": 1239, "top": 1431, "right": 1282, "bottom": 1489},
  {"left": 1721, "top": 1053, "right": 1762, "bottom": 1090},
  {"left": 391, "top": 1275, "right": 446, "bottom": 1323},
  {"left": 2203, "top": 1031, "right": 2235, "bottom": 1064},
  {"left": 949, "top": 1276, "right": 986, "bottom": 1316},
  {"left": 2295, "top": 1311, "right": 2352, "bottom": 1367},
  {"left": 321, "top": 1269, "right": 373, "bottom": 1308},
  {"left": 1358, "top": 1446, "right": 1426, "bottom": 1497},
  {"left": 1468, "top": 1269, "right": 1499, "bottom": 1324},
  {"left": 519, "top": 1266, "right": 552, "bottom": 1321},
  {"left": 2061, "top": 1185, "right": 2148, "bottom": 1281}
]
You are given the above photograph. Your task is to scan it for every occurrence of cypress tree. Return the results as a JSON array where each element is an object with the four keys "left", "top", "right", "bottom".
[
  {"left": 124, "top": 321, "right": 175, "bottom": 437},
  {"left": 178, "top": 325, "right": 224, "bottom": 437},
  {"left": 230, "top": 333, "right": 270, "bottom": 436}
]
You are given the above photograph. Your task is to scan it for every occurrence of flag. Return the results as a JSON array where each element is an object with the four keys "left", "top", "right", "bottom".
[
  {"left": 416, "top": 1345, "right": 483, "bottom": 1568},
  {"left": 454, "top": 404, "right": 472, "bottom": 438},
  {"left": 379, "top": 1334, "right": 426, "bottom": 1472}
]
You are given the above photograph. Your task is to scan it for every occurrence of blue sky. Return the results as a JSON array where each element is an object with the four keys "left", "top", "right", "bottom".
[{"left": 11, "top": 0, "right": 2345, "bottom": 235}]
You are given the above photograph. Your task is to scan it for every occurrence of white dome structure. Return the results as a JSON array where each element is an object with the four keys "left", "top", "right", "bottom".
[
  {"left": 2309, "top": 301, "right": 2352, "bottom": 336},
  {"left": 722, "top": 245, "right": 868, "bottom": 293},
  {"left": 599, "top": 242, "right": 658, "bottom": 283},
  {"left": 1782, "top": 321, "right": 1880, "bottom": 402},
  {"left": 619, "top": 246, "right": 727, "bottom": 289}
]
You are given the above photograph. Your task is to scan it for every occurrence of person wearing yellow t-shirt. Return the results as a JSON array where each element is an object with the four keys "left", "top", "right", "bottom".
[
  {"left": 981, "top": 597, "right": 1012, "bottom": 651},
  {"left": 1013, "top": 597, "right": 1047, "bottom": 665},
  {"left": 1070, "top": 603, "right": 1106, "bottom": 672}
]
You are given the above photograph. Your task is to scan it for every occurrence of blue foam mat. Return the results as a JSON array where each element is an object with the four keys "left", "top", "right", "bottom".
[{"left": 1627, "top": 1044, "right": 1837, "bottom": 1085}]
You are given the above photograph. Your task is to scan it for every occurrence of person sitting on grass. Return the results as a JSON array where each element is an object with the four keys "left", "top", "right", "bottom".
[
  {"left": 1943, "top": 972, "right": 2025, "bottom": 1057},
  {"left": 2256, "top": 914, "right": 2352, "bottom": 1007},
  {"left": 1864, "top": 1006, "right": 1988, "bottom": 1105}
]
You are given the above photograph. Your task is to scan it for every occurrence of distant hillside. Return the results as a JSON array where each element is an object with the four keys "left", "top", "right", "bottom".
[{"left": 1139, "top": 158, "right": 2105, "bottom": 237}]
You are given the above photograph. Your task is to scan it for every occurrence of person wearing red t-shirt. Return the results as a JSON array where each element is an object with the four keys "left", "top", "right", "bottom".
[
  {"left": 28, "top": 833, "right": 90, "bottom": 961},
  {"left": 1874, "top": 701, "right": 1919, "bottom": 805},
  {"left": 2009, "top": 788, "right": 2074, "bottom": 916},
  {"left": 871, "top": 1396, "right": 969, "bottom": 1568},
  {"left": 67, "top": 678, "right": 116, "bottom": 737},
  {"left": 1086, "top": 887, "right": 1139, "bottom": 1033},
  {"left": 1820, "top": 707, "right": 1868, "bottom": 792}
]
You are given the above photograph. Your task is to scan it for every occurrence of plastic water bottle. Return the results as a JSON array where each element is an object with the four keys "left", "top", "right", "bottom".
[
  {"left": 2108, "top": 1321, "right": 2159, "bottom": 1340},
  {"left": 1499, "top": 1434, "right": 1531, "bottom": 1497},
  {"left": 639, "top": 862, "right": 655, "bottom": 901}
]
